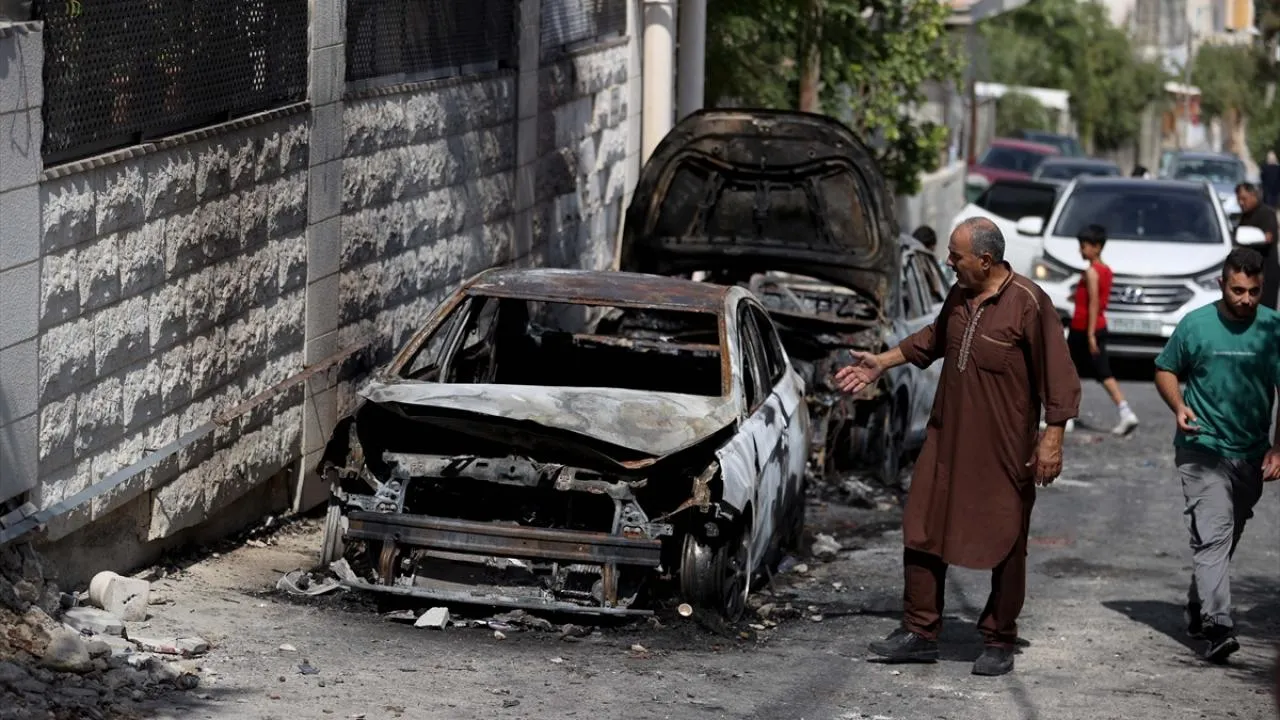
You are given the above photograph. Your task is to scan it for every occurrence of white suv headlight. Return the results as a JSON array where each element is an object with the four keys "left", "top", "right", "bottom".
[
  {"left": 1195, "top": 268, "right": 1221, "bottom": 292},
  {"left": 1032, "top": 255, "right": 1076, "bottom": 283}
]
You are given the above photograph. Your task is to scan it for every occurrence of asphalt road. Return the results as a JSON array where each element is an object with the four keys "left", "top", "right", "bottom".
[{"left": 130, "top": 370, "right": 1280, "bottom": 720}]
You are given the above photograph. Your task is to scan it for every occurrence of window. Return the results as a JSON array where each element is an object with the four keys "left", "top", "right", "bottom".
[
  {"left": 913, "top": 253, "right": 947, "bottom": 306},
  {"left": 978, "top": 146, "right": 1051, "bottom": 174},
  {"left": 35, "top": 0, "right": 309, "bottom": 165},
  {"left": 346, "top": 0, "right": 517, "bottom": 86},
  {"left": 540, "top": 0, "right": 627, "bottom": 59},
  {"left": 902, "top": 260, "right": 929, "bottom": 320},
  {"left": 1169, "top": 158, "right": 1244, "bottom": 185},
  {"left": 976, "top": 182, "right": 1060, "bottom": 221},
  {"left": 399, "top": 296, "right": 725, "bottom": 396},
  {"left": 737, "top": 306, "right": 770, "bottom": 412},
  {"left": 1052, "top": 185, "right": 1221, "bottom": 244},
  {"left": 747, "top": 304, "right": 787, "bottom": 385}
]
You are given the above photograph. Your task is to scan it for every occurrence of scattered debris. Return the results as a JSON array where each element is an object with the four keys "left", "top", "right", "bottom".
[
  {"left": 839, "top": 478, "right": 878, "bottom": 507},
  {"left": 62, "top": 606, "right": 126, "bottom": 637},
  {"left": 88, "top": 570, "right": 151, "bottom": 622},
  {"left": 414, "top": 607, "right": 451, "bottom": 630},
  {"left": 131, "top": 635, "right": 210, "bottom": 658},
  {"left": 40, "top": 630, "right": 93, "bottom": 673},
  {"left": 279, "top": 643, "right": 298, "bottom": 653},
  {"left": 493, "top": 631, "right": 507, "bottom": 640},
  {"left": 777, "top": 556, "right": 800, "bottom": 574},
  {"left": 792, "top": 563, "right": 809, "bottom": 574},
  {"left": 486, "top": 609, "right": 554, "bottom": 632},
  {"left": 811, "top": 533, "right": 842, "bottom": 560},
  {"left": 277, "top": 569, "right": 341, "bottom": 597},
  {"left": 677, "top": 602, "right": 694, "bottom": 617},
  {"left": 630, "top": 644, "right": 648, "bottom": 654},
  {"left": 299, "top": 659, "right": 320, "bottom": 675}
]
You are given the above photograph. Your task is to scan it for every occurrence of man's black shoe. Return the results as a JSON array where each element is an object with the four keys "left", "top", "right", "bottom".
[
  {"left": 1185, "top": 602, "right": 1204, "bottom": 639},
  {"left": 972, "top": 645, "right": 1016, "bottom": 676},
  {"left": 1202, "top": 626, "right": 1240, "bottom": 663},
  {"left": 868, "top": 627, "right": 938, "bottom": 663}
]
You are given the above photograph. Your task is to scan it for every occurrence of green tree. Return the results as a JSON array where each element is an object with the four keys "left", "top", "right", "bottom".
[
  {"left": 705, "top": 0, "right": 964, "bottom": 195},
  {"left": 1191, "top": 42, "right": 1261, "bottom": 158},
  {"left": 995, "top": 92, "right": 1052, "bottom": 136},
  {"left": 979, "top": 0, "right": 1167, "bottom": 153}
]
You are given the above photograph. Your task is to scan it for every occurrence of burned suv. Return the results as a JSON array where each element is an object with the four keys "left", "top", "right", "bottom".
[{"left": 621, "top": 109, "right": 930, "bottom": 485}]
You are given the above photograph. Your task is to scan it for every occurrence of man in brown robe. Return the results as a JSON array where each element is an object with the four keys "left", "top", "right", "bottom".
[{"left": 836, "top": 217, "right": 1081, "bottom": 676}]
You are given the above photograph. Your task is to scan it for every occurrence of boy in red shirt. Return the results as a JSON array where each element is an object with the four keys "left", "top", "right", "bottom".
[{"left": 1068, "top": 224, "right": 1139, "bottom": 435}]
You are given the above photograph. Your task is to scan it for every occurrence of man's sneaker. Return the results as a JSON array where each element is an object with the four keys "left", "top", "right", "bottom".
[
  {"left": 1202, "top": 625, "right": 1240, "bottom": 663},
  {"left": 1185, "top": 602, "right": 1204, "bottom": 639},
  {"left": 972, "top": 645, "right": 1016, "bottom": 676},
  {"left": 868, "top": 627, "right": 939, "bottom": 663},
  {"left": 1112, "top": 410, "right": 1139, "bottom": 436}
]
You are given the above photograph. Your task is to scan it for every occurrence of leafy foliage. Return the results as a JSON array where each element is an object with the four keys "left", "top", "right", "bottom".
[
  {"left": 995, "top": 92, "right": 1052, "bottom": 136},
  {"left": 1192, "top": 43, "right": 1259, "bottom": 122},
  {"left": 705, "top": 0, "right": 963, "bottom": 195},
  {"left": 979, "top": 0, "right": 1167, "bottom": 153}
]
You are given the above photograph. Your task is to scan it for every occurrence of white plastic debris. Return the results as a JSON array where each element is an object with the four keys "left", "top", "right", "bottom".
[
  {"left": 89, "top": 571, "right": 152, "bottom": 622},
  {"left": 811, "top": 533, "right": 842, "bottom": 560},
  {"left": 277, "top": 570, "right": 340, "bottom": 597},
  {"left": 414, "top": 607, "right": 450, "bottom": 630}
]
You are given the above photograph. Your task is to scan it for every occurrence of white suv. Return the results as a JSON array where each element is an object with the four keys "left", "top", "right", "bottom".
[{"left": 1016, "top": 177, "right": 1267, "bottom": 358}]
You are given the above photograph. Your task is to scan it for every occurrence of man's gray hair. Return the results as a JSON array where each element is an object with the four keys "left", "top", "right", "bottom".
[{"left": 957, "top": 217, "right": 1006, "bottom": 263}]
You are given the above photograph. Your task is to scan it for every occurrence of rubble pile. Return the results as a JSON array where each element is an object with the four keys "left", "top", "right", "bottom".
[{"left": 0, "top": 543, "right": 206, "bottom": 720}]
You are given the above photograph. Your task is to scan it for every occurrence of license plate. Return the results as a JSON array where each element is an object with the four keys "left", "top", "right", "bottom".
[{"left": 1107, "top": 315, "right": 1162, "bottom": 335}]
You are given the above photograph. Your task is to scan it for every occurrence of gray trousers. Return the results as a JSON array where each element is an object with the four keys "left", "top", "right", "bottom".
[{"left": 1175, "top": 447, "right": 1265, "bottom": 629}]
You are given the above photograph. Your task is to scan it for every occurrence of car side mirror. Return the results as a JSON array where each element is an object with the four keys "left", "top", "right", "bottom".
[
  {"left": 1236, "top": 225, "right": 1268, "bottom": 247},
  {"left": 1015, "top": 216, "right": 1045, "bottom": 236}
]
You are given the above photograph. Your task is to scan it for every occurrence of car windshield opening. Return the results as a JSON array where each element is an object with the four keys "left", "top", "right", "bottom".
[
  {"left": 401, "top": 297, "right": 725, "bottom": 396},
  {"left": 979, "top": 146, "right": 1049, "bottom": 173},
  {"left": 1051, "top": 186, "right": 1220, "bottom": 244},
  {"left": 1171, "top": 159, "right": 1244, "bottom": 185},
  {"left": 1038, "top": 163, "right": 1118, "bottom": 180},
  {"left": 976, "top": 183, "right": 1059, "bottom": 220}
]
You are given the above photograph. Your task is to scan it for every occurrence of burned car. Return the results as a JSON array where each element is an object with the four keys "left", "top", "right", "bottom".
[
  {"left": 620, "top": 108, "right": 940, "bottom": 485},
  {"left": 317, "top": 268, "right": 809, "bottom": 620}
]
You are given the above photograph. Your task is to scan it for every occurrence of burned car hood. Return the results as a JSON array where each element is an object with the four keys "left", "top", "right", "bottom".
[
  {"left": 360, "top": 381, "right": 738, "bottom": 460},
  {"left": 620, "top": 109, "right": 899, "bottom": 303}
]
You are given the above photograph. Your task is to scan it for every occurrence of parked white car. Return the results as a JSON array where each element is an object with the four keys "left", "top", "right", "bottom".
[
  {"left": 948, "top": 178, "right": 1062, "bottom": 276},
  {"left": 1017, "top": 177, "right": 1267, "bottom": 357}
]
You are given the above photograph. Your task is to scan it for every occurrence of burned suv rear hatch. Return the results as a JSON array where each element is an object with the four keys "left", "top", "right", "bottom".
[{"left": 620, "top": 109, "right": 899, "bottom": 304}]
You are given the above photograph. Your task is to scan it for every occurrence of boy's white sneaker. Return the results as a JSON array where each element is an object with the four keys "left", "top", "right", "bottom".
[{"left": 1112, "top": 410, "right": 1139, "bottom": 436}]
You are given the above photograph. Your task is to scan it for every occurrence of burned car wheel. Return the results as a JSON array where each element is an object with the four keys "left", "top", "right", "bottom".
[
  {"left": 679, "top": 521, "right": 751, "bottom": 621},
  {"left": 875, "top": 402, "right": 904, "bottom": 488},
  {"left": 319, "top": 501, "right": 347, "bottom": 567}
]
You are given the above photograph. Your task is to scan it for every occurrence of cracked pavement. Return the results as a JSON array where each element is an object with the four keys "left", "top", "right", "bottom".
[{"left": 127, "top": 371, "right": 1280, "bottom": 720}]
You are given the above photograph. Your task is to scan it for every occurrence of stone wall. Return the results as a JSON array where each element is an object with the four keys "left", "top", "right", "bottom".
[
  {"left": 0, "top": 1, "right": 643, "bottom": 577},
  {"left": 35, "top": 114, "right": 312, "bottom": 542}
]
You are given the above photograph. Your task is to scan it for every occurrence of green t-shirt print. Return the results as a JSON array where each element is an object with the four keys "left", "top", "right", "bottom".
[{"left": 1154, "top": 303, "right": 1280, "bottom": 460}]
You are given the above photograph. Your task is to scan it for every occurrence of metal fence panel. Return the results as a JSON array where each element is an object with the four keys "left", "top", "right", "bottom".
[
  {"left": 346, "top": 0, "right": 517, "bottom": 86},
  {"left": 540, "top": 0, "right": 626, "bottom": 58},
  {"left": 35, "top": 0, "right": 309, "bottom": 165}
]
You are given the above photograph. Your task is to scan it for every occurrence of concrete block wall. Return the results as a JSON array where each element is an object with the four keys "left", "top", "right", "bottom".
[
  {"left": 531, "top": 41, "right": 632, "bottom": 271},
  {"left": 896, "top": 160, "right": 967, "bottom": 262},
  {"left": 0, "top": 22, "right": 43, "bottom": 506},
  {"left": 1, "top": 1, "right": 643, "bottom": 574},
  {"left": 35, "top": 114, "right": 311, "bottom": 542}
]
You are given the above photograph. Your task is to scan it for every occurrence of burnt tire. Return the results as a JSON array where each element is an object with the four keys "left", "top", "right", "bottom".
[
  {"left": 780, "top": 475, "right": 808, "bottom": 553},
  {"left": 679, "top": 523, "right": 751, "bottom": 622},
  {"left": 875, "top": 402, "right": 903, "bottom": 488},
  {"left": 319, "top": 501, "right": 347, "bottom": 568}
]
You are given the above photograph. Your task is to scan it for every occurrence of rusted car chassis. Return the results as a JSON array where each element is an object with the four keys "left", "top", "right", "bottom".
[{"left": 321, "top": 414, "right": 739, "bottom": 616}]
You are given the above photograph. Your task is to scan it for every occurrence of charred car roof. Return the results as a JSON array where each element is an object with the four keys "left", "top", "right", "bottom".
[
  {"left": 619, "top": 109, "right": 900, "bottom": 303},
  {"left": 464, "top": 267, "right": 733, "bottom": 313}
]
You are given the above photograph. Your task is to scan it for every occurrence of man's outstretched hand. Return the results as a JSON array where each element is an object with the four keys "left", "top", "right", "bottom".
[{"left": 835, "top": 352, "right": 883, "bottom": 395}]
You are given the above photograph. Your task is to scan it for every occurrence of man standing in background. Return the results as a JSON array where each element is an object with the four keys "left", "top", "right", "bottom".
[
  {"left": 1153, "top": 247, "right": 1280, "bottom": 663},
  {"left": 1235, "top": 183, "right": 1278, "bottom": 310}
]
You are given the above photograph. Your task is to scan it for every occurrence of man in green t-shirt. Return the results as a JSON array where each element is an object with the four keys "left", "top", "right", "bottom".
[{"left": 1154, "top": 246, "right": 1280, "bottom": 663}]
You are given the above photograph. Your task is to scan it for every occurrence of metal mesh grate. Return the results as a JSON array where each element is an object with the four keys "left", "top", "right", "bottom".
[
  {"left": 540, "top": 0, "right": 626, "bottom": 57},
  {"left": 35, "top": 0, "right": 309, "bottom": 165},
  {"left": 346, "top": 0, "right": 517, "bottom": 85}
]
